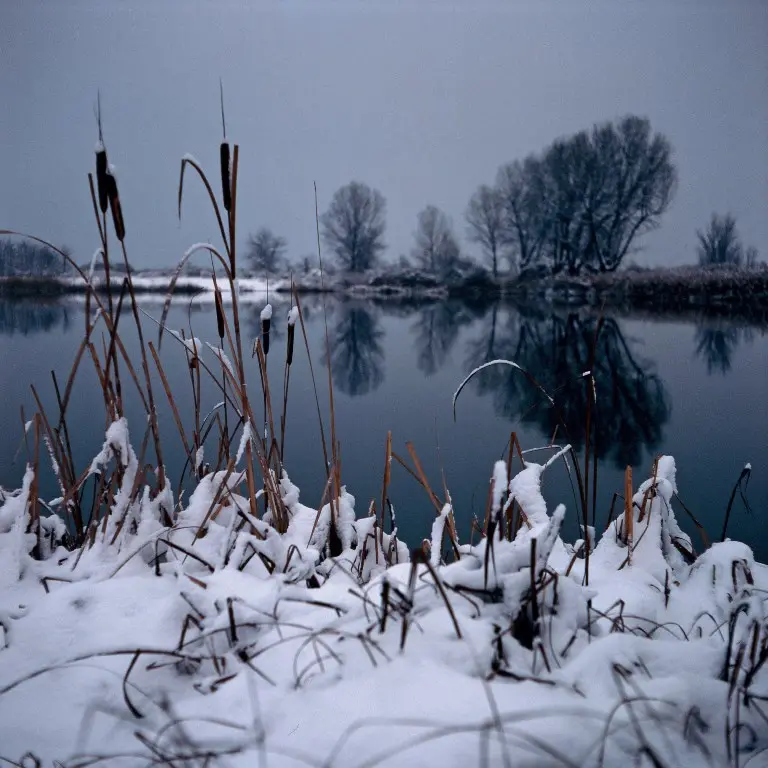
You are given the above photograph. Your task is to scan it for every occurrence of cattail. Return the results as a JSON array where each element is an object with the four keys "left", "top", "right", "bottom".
[
  {"left": 95, "top": 141, "right": 109, "bottom": 214},
  {"left": 220, "top": 142, "right": 231, "bottom": 212},
  {"left": 286, "top": 305, "right": 298, "bottom": 366},
  {"left": 105, "top": 165, "right": 125, "bottom": 242},
  {"left": 260, "top": 303, "right": 272, "bottom": 357},
  {"left": 214, "top": 288, "right": 226, "bottom": 341}
]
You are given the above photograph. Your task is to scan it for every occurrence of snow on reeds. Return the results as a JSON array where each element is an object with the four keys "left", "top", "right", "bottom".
[{"left": 0, "top": 120, "right": 765, "bottom": 768}]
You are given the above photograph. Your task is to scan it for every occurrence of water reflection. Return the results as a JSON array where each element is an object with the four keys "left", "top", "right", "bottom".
[
  {"left": 0, "top": 301, "right": 71, "bottom": 336},
  {"left": 325, "top": 303, "right": 385, "bottom": 396},
  {"left": 463, "top": 308, "right": 671, "bottom": 468},
  {"left": 694, "top": 325, "right": 754, "bottom": 375},
  {"left": 411, "top": 303, "right": 478, "bottom": 376}
]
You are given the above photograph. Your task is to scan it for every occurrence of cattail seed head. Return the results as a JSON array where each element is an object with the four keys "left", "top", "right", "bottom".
[
  {"left": 214, "top": 288, "right": 225, "bottom": 340},
  {"left": 95, "top": 142, "right": 109, "bottom": 214},
  {"left": 286, "top": 305, "right": 298, "bottom": 366},
  {"left": 261, "top": 318, "right": 271, "bottom": 356},
  {"left": 220, "top": 142, "right": 231, "bottom": 212},
  {"left": 105, "top": 166, "right": 125, "bottom": 242},
  {"left": 260, "top": 303, "right": 272, "bottom": 357},
  {"left": 286, "top": 324, "right": 295, "bottom": 366}
]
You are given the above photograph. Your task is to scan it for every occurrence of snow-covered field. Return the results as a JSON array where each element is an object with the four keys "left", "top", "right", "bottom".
[{"left": 0, "top": 421, "right": 765, "bottom": 767}]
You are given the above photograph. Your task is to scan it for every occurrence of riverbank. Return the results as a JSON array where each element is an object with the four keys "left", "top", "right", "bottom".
[
  {"left": 2, "top": 264, "right": 767, "bottom": 322},
  {"left": 0, "top": 274, "right": 279, "bottom": 301}
]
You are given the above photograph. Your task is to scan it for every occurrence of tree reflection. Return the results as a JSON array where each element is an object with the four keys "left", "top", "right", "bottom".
[
  {"left": 464, "top": 310, "right": 670, "bottom": 469},
  {"left": 325, "top": 304, "right": 385, "bottom": 396},
  {"left": 411, "top": 303, "right": 478, "bottom": 376},
  {"left": 694, "top": 325, "right": 754, "bottom": 375},
  {"left": 0, "top": 300, "right": 71, "bottom": 336}
]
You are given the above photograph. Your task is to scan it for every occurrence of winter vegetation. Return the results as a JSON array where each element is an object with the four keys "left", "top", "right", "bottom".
[
  {"left": 0, "top": 116, "right": 766, "bottom": 768},
  {"left": 0, "top": 239, "right": 72, "bottom": 277},
  {"left": 246, "top": 227, "right": 288, "bottom": 275},
  {"left": 697, "top": 214, "right": 760, "bottom": 270},
  {"left": 411, "top": 204, "right": 464, "bottom": 276},
  {"left": 320, "top": 181, "right": 387, "bottom": 273}
]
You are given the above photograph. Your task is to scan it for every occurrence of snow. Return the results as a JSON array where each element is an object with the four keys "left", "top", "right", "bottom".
[
  {"left": 287, "top": 305, "right": 300, "bottom": 326},
  {"left": 66, "top": 273, "right": 286, "bottom": 303},
  {"left": 430, "top": 503, "right": 452, "bottom": 566},
  {"left": 206, "top": 341, "right": 236, "bottom": 380},
  {"left": 86, "top": 248, "right": 103, "bottom": 282},
  {"left": 0, "top": 429, "right": 765, "bottom": 766},
  {"left": 235, "top": 422, "right": 252, "bottom": 464},
  {"left": 169, "top": 329, "right": 202, "bottom": 356},
  {"left": 260, "top": 302, "right": 273, "bottom": 321}
]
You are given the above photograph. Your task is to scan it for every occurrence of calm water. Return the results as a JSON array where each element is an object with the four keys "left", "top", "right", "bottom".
[{"left": 0, "top": 296, "right": 765, "bottom": 561}]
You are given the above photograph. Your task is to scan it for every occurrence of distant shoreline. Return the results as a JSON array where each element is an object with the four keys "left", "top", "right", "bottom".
[{"left": 1, "top": 265, "right": 766, "bottom": 324}]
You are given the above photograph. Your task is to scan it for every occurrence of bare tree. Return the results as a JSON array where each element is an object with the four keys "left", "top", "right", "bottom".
[
  {"left": 246, "top": 228, "right": 287, "bottom": 274},
  {"left": 582, "top": 116, "right": 677, "bottom": 273},
  {"left": 696, "top": 213, "right": 760, "bottom": 269},
  {"left": 745, "top": 246, "right": 760, "bottom": 269},
  {"left": 494, "top": 115, "right": 676, "bottom": 276},
  {"left": 466, "top": 185, "right": 504, "bottom": 278},
  {"left": 321, "top": 181, "right": 386, "bottom": 273},
  {"left": 412, "top": 205, "right": 461, "bottom": 275},
  {"left": 495, "top": 159, "right": 547, "bottom": 272}
]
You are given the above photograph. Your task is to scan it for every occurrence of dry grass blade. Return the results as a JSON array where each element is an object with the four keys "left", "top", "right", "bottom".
[
  {"left": 403, "top": 442, "right": 440, "bottom": 514},
  {"left": 292, "top": 285, "right": 329, "bottom": 474},
  {"left": 148, "top": 341, "right": 191, "bottom": 464},
  {"left": 177, "top": 156, "right": 230, "bottom": 257},
  {"left": 157, "top": 242, "right": 230, "bottom": 349},
  {"left": 673, "top": 492, "right": 710, "bottom": 550},
  {"left": 380, "top": 431, "right": 392, "bottom": 549},
  {"left": 584, "top": 315, "right": 604, "bottom": 529},
  {"left": 452, "top": 358, "right": 555, "bottom": 421},
  {"left": 254, "top": 338, "right": 278, "bottom": 465},
  {"left": 721, "top": 464, "right": 753, "bottom": 543},
  {"left": 403, "top": 442, "right": 460, "bottom": 559},
  {"left": 118, "top": 241, "right": 166, "bottom": 490}
]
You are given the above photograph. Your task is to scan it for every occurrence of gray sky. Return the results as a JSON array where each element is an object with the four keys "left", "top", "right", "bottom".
[{"left": 1, "top": 0, "right": 767, "bottom": 270}]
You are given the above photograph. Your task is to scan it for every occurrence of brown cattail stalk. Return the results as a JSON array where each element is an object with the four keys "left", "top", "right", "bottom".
[
  {"left": 279, "top": 304, "right": 298, "bottom": 461},
  {"left": 624, "top": 465, "right": 633, "bottom": 564},
  {"left": 380, "top": 430, "right": 392, "bottom": 551}
]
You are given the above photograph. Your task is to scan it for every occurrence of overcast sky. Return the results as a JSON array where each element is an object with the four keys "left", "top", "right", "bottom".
[{"left": 1, "top": 0, "right": 767, "bottom": 270}]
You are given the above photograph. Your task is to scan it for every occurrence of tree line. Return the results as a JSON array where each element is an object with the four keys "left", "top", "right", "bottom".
[
  {"left": 0, "top": 240, "right": 72, "bottom": 277},
  {"left": 248, "top": 114, "right": 674, "bottom": 278},
  {"left": 1, "top": 114, "right": 757, "bottom": 280},
  {"left": 247, "top": 113, "right": 761, "bottom": 278}
]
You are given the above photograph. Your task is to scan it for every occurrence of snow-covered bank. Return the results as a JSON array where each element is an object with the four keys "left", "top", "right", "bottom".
[
  {"left": 0, "top": 422, "right": 765, "bottom": 767},
  {"left": 66, "top": 274, "right": 286, "bottom": 301}
]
